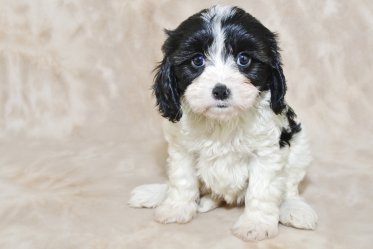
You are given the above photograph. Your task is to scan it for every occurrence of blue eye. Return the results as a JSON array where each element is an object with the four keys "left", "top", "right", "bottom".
[
  {"left": 237, "top": 52, "right": 251, "bottom": 67},
  {"left": 191, "top": 54, "right": 205, "bottom": 68}
]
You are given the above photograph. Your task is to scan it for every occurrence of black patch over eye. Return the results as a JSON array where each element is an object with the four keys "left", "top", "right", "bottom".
[
  {"left": 237, "top": 52, "right": 252, "bottom": 67},
  {"left": 191, "top": 54, "right": 205, "bottom": 68}
]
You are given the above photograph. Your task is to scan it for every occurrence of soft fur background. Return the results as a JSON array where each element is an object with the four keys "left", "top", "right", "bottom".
[{"left": 0, "top": 0, "right": 372, "bottom": 248}]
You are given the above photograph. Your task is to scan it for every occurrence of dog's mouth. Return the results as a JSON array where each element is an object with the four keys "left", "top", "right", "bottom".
[
  {"left": 216, "top": 104, "right": 229, "bottom": 108},
  {"left": 214, "top": 100, "right": 231, "bottom": 109},
  {"left": 204, "top": 103, "right": 237, "bottom": 121}
]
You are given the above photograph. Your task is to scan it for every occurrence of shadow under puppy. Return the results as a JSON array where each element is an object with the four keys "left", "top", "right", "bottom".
[{"left": 129, "top": 5, "right": 317, "bottom": 241}]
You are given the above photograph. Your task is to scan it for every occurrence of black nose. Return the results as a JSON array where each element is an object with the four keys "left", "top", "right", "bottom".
[{"left": 212, "top": 84, "right": 230, "bottom": 100}]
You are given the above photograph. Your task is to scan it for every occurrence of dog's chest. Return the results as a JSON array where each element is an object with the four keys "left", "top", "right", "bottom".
[{"left": 192, "top": 138, "right": 253, "bottom": 204}]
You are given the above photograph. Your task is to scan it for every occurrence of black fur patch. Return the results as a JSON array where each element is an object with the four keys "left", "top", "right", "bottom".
[
  {"left": 222, "top": 8, "right": 273, "bottom": 90},
  {"left": 279, "top": 107, "right": 302, "bottom": 147},
  {"left": 153, "top": 9, "right": 214, "bottom": 122},
  {"left": 222, "top": 7, "right": 287, "bottom": 114},
  {"left": 162, "top": 8, "right": 214, "bottom": 94}
]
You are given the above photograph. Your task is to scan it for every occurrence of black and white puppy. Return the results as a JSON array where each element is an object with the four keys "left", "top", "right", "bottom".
[{"left": 129, "top": 5, "right": 317, "bottom": 241}]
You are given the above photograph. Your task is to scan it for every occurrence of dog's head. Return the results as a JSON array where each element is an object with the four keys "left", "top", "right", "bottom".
[{"left": 153, "top": 5, "right": 286, "bottom": 122}]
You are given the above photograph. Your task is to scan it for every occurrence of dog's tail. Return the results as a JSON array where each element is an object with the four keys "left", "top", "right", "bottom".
[{"left": 128, "top": 184, "right": 168, "bottom": 208}]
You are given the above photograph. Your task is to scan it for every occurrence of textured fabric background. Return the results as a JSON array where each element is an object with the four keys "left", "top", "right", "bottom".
[{"left": 0, "top": 0, "right": 372, "bottom": 248}]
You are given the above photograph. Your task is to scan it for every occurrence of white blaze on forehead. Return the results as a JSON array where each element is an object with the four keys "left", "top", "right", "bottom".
[
  {"left": 201, "top": 5, "right": 236, "bottom": 66},
  {"left": 201, "top": 5, "right": 235, "bottom": 22}
]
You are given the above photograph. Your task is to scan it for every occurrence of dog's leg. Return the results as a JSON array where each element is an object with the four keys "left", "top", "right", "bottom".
[
  {"left": 231, "top": 150, "right": 284, "bottom": 241},
  {"left": 279, "top": 132, "right": 318, "bottom": 229},
  {"left": 153, "top": 145, "right": 199, "bottom": 224}
]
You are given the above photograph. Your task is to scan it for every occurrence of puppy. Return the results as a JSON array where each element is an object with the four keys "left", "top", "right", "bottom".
[{"left": 129, "top": 5, "right": 318, "bottom": 241}]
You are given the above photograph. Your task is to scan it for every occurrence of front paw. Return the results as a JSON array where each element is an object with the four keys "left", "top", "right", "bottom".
[
  {"left": 154, "top": 202, "right": 197, "bottom": 224},
  {"left": 231, "top": 212, "right": 279, "bottom": 241}
]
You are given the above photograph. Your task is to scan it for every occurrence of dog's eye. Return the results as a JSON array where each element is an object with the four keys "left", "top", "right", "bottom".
[
  {"left": 237, "top": 52, "right": 251, "bottom": 67},
  {"left": 191, "top": 54, "right": 205, "bottom": 68}
]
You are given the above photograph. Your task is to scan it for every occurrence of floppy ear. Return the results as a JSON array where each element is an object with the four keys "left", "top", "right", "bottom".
[
  {"left": 269, "top": 37, "right": 287, "bottom": 114},
  {"left": 152, "top": 57, "right": 182, "bottom": 122}
]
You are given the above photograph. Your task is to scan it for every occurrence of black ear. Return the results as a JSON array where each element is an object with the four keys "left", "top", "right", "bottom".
[
  {"left": 152, "top": 57, "right": 182, "bottom": 122},
  {"left": 269, "top": 37, "right": 287, "bottom": 114}
]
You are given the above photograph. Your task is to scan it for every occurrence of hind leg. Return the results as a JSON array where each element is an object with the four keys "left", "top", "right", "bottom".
[
  {"left": 280, "top": 132, "right": 318, "bottom": 230},
  {"left": 280, "top": 174, "right": 318, "bottom": 230},
  {"left": 280, "top": 196, "right": 318, "bottom": 230}
]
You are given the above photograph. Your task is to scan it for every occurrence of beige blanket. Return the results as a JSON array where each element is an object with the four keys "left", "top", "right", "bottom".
[{"left": 0, "top": 0, "right": 372, "bottom": 248}]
